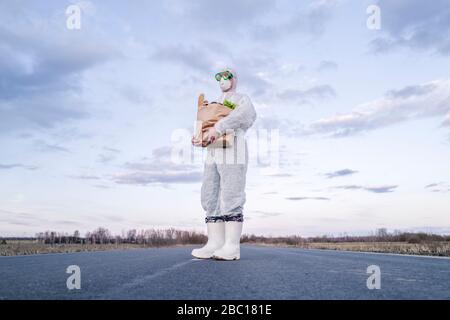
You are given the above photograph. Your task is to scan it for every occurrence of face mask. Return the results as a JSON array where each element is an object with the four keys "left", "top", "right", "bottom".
[
  {"left": 219, "top": 78, "right": 232, "bottom": 92},
  {"left": 216, "top": 70, "right": 234, "bottom": 92}
]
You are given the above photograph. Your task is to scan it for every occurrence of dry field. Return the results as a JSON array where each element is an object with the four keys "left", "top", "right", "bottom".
[
  {"left": 2, "top": 240, "right": 449, "bottom": 257},
  {"left": 251, "top": 241, "right": 450, "bottom": 257},
  {"left": 0, "top": 240, "right": 187, "bottom": 256}
]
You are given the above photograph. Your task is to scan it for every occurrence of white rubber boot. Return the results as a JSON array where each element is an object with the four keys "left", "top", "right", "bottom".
[
  {"left": 191, "top": 222, "right": 225, "bottom": 259},
  {"left": 212, "top": 221, "right": 243, "bottom": 261}
]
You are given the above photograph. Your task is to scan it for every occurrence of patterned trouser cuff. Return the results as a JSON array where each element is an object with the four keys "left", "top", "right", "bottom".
[
  {"left": 205, "top": 214, "right": 244, "bottom": 223},
  {"left": 205, "top": 216, "right": 225, "bottom": 223}
]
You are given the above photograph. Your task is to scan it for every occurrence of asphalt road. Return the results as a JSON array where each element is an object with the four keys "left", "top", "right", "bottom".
[{"left": 0, "top": 244, "right": 449, "bottom": 300}]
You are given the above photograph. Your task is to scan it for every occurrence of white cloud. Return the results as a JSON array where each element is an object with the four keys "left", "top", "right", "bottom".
[
  {"left": 334, "top": 185, "right": 398, "bottom": 194},
  {"left": 278, "top": 84, "right": 336, "bottom": 105},
  {"left": 442, "top": 114, "right": 450, "bottom": 127},
  {"left": 305, "top": 79, "right": 450, "bottom": 136},
  {"left": 111, "top": 146, "right": 202, "bottom": 186},
  {"left": 0, "top": 4, "right": 119, "bottom": 135},
  {"left": 372, "top": 0, "right": 450, "bottom": 55},
  {"left": 252, "top": 0, "right": 340, "bottom": 41},
  {"left": 316, "top": 60, "right": 338, "bottom": 72}
]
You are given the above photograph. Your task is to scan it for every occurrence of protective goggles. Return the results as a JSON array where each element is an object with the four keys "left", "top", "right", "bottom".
[{"left": 215, "top": 71, "right": 234, "bottom": 81}]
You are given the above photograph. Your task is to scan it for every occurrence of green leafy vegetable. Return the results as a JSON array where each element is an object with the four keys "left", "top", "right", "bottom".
[{"left": 223, "top": 99, "right": 236, "bottom": 110}]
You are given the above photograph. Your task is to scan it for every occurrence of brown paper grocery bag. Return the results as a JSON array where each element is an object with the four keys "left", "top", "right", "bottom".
[{"left": 194, "top": 94, "right": 234, "bottom": 148}]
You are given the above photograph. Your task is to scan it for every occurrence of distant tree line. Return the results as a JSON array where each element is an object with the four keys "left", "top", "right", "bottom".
[
  {"left": 242, "top": 228, "right": 450, "bottom": 245},
  {"left": 1, "top": 227, "right": 448, "bottom": 246},
  {"left": 32, "top": 227, "right": 207, "bottom": 246}
]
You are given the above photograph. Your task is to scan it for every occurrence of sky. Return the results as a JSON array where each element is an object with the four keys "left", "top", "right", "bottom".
[{"left": 1, "top": 0, "right": 449, "bottom": 237}]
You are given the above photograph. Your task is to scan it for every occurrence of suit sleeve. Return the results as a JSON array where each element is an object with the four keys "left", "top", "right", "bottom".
[{"left": 214, "top": 95, "right": 257, "bottom": 136}]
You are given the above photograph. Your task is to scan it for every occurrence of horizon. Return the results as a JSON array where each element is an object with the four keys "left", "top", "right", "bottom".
[{"left": 2, "top": 225, "right": 450, "bottom": 239}]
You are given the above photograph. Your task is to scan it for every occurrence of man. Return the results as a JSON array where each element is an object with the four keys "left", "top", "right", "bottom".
[{"left": 191, "top": 68, "right": 257, "bottom": 261}]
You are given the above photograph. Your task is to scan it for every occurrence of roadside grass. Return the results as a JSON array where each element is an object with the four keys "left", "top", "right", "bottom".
[
  {"left": 248, "top": 241, "right": 450, "bottom": 257},
  {"left": 1, "top": 239, "right": 449, "bottom": 257},
  {"left": 0, "top": 240, "right": 192, "bottom": 256}
]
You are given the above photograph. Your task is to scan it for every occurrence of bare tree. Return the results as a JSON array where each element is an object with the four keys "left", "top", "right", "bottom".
[
  {"left": 127, "top": 229, "right": 137, "bottom": 243},
  {"left": 376, "top": 228, "right": 389, "bottom": 240}
]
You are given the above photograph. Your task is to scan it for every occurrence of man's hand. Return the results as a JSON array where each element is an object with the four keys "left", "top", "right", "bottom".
[
  {"left": 203, "top": 127, "right": 219, "bottom": 145},
  {"left": 192, "top": 135, "right": 201, "bottom": 146}
]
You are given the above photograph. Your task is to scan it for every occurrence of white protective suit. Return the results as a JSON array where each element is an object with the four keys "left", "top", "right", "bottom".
[
  {"left": 192, "top": 68, "right": 256, "bottom": 261},
  {"left": 201, "top": 68, "right": 257, "bottom": 223}
]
